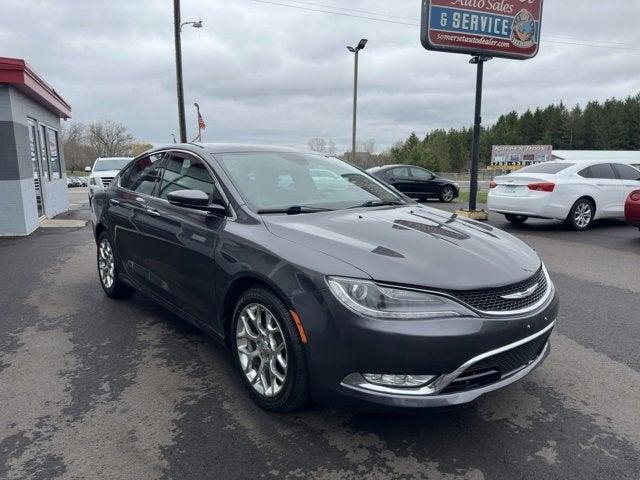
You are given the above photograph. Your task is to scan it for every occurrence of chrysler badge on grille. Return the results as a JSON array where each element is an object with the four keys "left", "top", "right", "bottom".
[{"left": 501, "top": 283, "right": 539, "bottom": 300}]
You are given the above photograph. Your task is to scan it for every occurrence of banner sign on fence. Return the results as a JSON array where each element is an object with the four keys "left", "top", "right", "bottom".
[
  {"left": 421, "top": 0, "right": 544, "bottom": 60},
  {"left": 491, "top": 145, "right": 552, "bottom": 167}
]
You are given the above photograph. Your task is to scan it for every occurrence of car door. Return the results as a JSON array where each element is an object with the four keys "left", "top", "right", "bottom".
[
  {"left": 141, "top": 151, "right": 223, "bottom": 323},
  {"left": 579, "top": 163, "right": 621, "bottom": 218},
  {"left": 410, "top": 167, "right": 437, "bottom": 197},
  {"left": 386, "top": 167, "right": 413, "bottom": 195},
  {"left": 107, "top": 152, "right": 165, "bottom": 287},
  {"left": 612, "top": 164, "right": 640, "bottom": 210}
]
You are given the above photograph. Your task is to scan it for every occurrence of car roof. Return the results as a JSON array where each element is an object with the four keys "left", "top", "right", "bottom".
[{"left": 196, "top": 143, "right": 307, "bottom": 154}]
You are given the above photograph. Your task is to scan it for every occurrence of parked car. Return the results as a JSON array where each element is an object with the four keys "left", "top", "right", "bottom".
[
  {"left": 87, "top": 157, "right": 132, "bottom": 205},
  {"left": 625, "top": 190, "right": 640, "bottom": 231},
  {"left": 92, "top": 144, "right": 558, "bottom": 412},
  {"left": 488, "top": 161, "right": 640, "bottom": 230},
  {"left": 368, "top": 165, "right": 460, "bottom": 202}
]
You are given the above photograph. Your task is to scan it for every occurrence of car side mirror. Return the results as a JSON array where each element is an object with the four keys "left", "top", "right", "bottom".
[
  {"left": 167, "top": 189, "right": 227, "bottom": 215},
  {"left": 85, "top": 166, "right": 92, "bottom": 172}
]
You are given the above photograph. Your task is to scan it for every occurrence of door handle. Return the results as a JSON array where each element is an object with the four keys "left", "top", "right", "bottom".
[
  {"left": 146, "top": 208, "right": 161, "bottom": 217},
  {"left": 135, "top": 197, "right": 146, "bottom": 203},
  {"left": 109, "top": 199, "right": 120, "bottom": 206}
]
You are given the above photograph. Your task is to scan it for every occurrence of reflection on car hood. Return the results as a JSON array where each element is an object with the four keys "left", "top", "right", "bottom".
[
  {"left": 263, "top": 205, "right": 541, "bottom": 290},
  {"left": 91, "top": 170, "right": 121, "bottom": 177}
]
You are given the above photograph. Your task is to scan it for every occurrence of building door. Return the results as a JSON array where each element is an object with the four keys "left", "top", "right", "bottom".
[{"left": 27, "top": 119, "right": 45, "bottom": 217}]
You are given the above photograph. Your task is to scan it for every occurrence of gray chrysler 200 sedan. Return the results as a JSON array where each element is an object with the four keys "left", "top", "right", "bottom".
[{"left": 91, "top": 144, "right": 558, "bottom": 412}]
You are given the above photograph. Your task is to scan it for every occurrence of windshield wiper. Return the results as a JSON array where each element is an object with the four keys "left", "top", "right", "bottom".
[
  {"left": 257, "top": 205, "right": 335, "bottom": 215},
  {"left": 350, "top": 200, "right": 405, "bottom": 209}
]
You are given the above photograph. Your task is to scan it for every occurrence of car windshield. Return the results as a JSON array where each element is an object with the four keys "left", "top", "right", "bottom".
[
  {"left": 516, "top": 162, "right": 575, "bottom": 174},
  {"left": 214, "top": 152, "right": 406, "bottom": 212},
  {"left": 94, "top": 158, "right": 130, "bottom": 171}
]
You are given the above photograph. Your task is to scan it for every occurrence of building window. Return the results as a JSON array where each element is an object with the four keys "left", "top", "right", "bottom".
[
  {"left": 38, "top": 125, "right": 51, "bottom": 181},
  {"left": 47, "top": 127, "right": 62, "bottom": 179}
]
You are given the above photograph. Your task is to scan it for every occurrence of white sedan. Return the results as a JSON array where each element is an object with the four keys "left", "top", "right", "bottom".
[{"left": 488, "top": 160, "right": 640, "bottom": 230}]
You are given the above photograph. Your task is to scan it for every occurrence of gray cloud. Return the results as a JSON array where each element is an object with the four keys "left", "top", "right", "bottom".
[{"left": 3, "top": 0, "right": 639, "bottom": 151}]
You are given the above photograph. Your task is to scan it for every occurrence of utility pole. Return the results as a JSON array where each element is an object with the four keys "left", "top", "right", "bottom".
[
  {"left": 347, "top": 39, "right": 367, "bottom": 163},
  {"left": 173, "top": 1, "right": 203, "bottom": 143},
  {"left": 173, "top": 0, "right": 187, "bottom": 143}
]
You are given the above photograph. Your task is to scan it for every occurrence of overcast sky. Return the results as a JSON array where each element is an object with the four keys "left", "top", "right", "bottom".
[{"left": 2, "top": 0, "right": 639, "bottom": 151}]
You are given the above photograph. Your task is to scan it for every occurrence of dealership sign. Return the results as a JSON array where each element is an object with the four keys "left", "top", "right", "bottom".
[
  {"left": 491, "top": 145, "right": 552, "bottom": 166},
  {"left": 421, "top": 0, "right": 544, "bottom": 60}
]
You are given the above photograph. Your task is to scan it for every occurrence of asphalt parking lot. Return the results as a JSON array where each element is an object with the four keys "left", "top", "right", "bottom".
[{"left": 1, "top": 191, "right": 639, "bottom": 480}]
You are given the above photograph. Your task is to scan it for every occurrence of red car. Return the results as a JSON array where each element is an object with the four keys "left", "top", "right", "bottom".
[{"left": 625, "top": 190, "right": 640, "bottom": 231}]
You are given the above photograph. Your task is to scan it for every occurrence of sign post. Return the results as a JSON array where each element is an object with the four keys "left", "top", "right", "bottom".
[{"left": 420, "top": 0, "right": 544, "bottom": 214}]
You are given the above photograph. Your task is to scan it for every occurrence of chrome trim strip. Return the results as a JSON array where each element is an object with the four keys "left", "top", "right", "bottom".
[{"left": 340, "top": 320, "right": 555, "bottom": 397}]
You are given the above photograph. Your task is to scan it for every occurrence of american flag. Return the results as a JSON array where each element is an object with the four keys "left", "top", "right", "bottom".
[{"left": 198, "top": 110, "right": 206, "bottom": 130}]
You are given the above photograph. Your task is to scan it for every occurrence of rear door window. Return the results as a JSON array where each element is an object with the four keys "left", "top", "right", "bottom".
[
  {"left": 580, "top": 163, "right": 616, "bottom": 180},
  {"left": 390, "top": 167, "right": 410, "bottom": 178}
]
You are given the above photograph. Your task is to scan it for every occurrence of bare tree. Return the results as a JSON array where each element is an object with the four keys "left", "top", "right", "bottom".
[
  {"left": 61, "top": 122, "right": 93, "bottom": 172},
  {"left": 86, "top": 120, "right": 135, "bottom": 158},
  {"left": 131, "top": 143, "right": 154, "bottom": 157},
  {"left": 308, "top": 137, "right": 327, "bottom": 153},
  {"left": 327, "top": 141, "right": 336, "bottom": 156}
]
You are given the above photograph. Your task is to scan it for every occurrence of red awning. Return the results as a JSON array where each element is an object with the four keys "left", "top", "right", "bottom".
[{"left": 0, "top": 57, "right": 71, "bottom": 119}]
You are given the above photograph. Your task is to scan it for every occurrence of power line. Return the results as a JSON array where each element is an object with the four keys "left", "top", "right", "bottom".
[
  {"left": 253, "top": 0, "right": 640, "bottom": 51},
  {"left": 277, "top": 0, "right": 416, "bottom": 21},
  {"left": 253, "top": 0, "right": 418, "bottom": 26}
]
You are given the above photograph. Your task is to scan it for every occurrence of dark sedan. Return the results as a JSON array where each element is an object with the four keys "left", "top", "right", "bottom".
[
  {"left": 368, "top": 165, "right": 460, "bottom": 202},
  {"left": 91, "top": 144, "right": 557, "bottom": 412}
]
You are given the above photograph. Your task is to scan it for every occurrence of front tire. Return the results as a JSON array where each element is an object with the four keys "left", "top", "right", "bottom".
[
  {"left": 505, "top": 214, "right": 529, "bottom": 225},
  {"left": 97, "top": 231, "right": 133, "bottom": 298},
  {"left": 231, "top": 288, "right": 309, "bottom": 413},
  {"left": 439, "top": 186, "right": 456, "bottom": 203},
  {"left": 564, "top": 198, "right": 595, "bottom": 231}
]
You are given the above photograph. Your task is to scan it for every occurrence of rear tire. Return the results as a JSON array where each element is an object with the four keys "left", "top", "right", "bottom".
[
  {"left": 97, "top": 231, "right": 134, "bottom": 299},
  {"left": 505, "top": 214, "right": 529, "bottom": 225},
  {"left": 439, "top": 186, "right": 456, "bottom": 203},
  {"left": 231, "top": 288, "right": 309, "bottom": 413},
  {"left": 564, "top": 198, "right": 595, "bottom": 231}
]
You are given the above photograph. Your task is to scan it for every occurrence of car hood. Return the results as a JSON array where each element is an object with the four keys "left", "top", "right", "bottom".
[
  {"left": 263, "top": 205, "right": 540, "bottom": 290},
  {"left": 91, "top": 170, "right": 121, "bottom": 177}
]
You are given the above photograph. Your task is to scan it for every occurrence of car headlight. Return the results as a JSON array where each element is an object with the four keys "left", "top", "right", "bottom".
[
  {"left": 326, "top": 277, "right": 476, "bottom": 319},
  {"left": 89, "top": 177, "right": 97, "bottom": 186}
]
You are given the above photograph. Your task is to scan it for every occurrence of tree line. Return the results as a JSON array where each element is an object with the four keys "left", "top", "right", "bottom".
[
  {"left": 389, "top": 93, "right": 640, "bottom": 173},
  {"left": 62, "top": 120, "right": 152, "bottom": 172}
]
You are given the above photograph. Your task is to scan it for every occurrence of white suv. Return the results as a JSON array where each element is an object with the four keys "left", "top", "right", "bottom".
[{"left": 87, "top": 157, "right": 132, "bottom": 205}]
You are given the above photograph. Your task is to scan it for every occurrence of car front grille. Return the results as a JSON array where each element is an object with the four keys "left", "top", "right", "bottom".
[
  {"left": 101, "top": 177, "right": 114, "bottom": 187},
  {"left": 442, "top": 330, "right": 551, "bottom": 394},
  {"left": 444, "top": 266, "right": 549, "bottom": 313}
]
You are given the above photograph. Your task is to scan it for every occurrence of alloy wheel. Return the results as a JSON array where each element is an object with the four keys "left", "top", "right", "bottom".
[
  {"left": 98, "top": 238, "right": 115, "bottom": 289},
  {"left": 236, "top": 303, "right": 288, "bottom": 397},
  {"left": 441, "top": 187, "right": 455, "bottom": 202},
  {"left": 574, "top": 202, "right": 593, "bottom": 229}
]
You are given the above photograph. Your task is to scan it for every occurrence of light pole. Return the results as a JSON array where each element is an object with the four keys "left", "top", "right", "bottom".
[
  {"left": 347, "top": 39, "right": 367, "bottom": 162},
  {"left": 173, "top": 0, "right": 202, "bottom": 143}
]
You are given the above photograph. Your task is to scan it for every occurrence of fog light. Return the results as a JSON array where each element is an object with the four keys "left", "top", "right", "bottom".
[{"left": 362, "top": 374, "right": 436, "bottom": 388}]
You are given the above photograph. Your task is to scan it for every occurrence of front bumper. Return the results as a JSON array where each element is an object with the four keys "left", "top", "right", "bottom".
[
  {"left": 292, "top": 288, "right": 558, "bottom": 409},
  {"left": 339, "top": 322, "right": 552, "bottom": 408}
]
